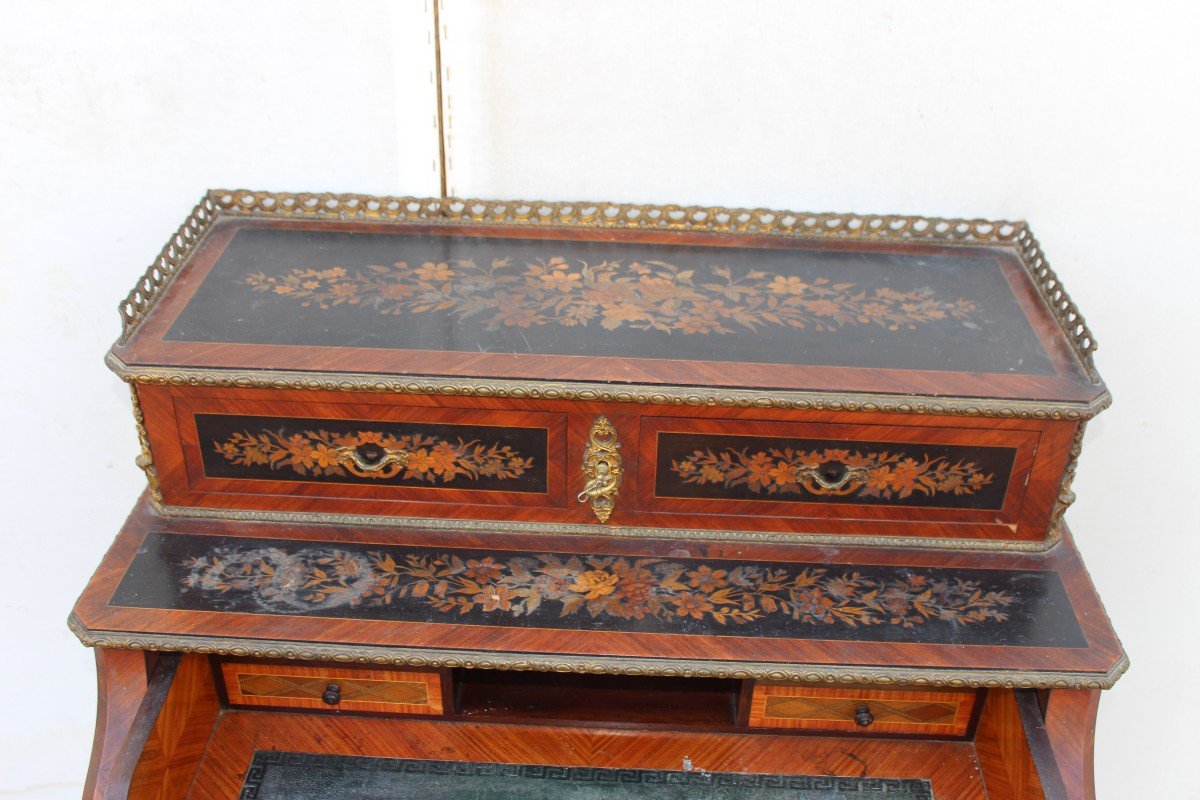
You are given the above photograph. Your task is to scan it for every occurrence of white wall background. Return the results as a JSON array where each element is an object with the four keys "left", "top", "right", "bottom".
[{"left": 1, "top": 1, "right": 1196, "bottom": 797}]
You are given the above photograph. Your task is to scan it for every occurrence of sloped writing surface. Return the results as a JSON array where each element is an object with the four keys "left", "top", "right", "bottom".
[{"left": 112, "top": 531, "right": 1087, "bottom": 649}]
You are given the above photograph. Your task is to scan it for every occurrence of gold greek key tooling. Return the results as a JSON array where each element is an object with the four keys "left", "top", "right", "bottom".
[{"left": 578, "top": 415, "right": 623, "bottom": 522}]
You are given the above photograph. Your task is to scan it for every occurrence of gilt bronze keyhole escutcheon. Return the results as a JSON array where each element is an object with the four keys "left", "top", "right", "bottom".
[
  {"left": 331, "top": 444, "right": 410, "bottom": 479},
  {"left": 578, "top": 415, "right": 623, "bottom": 523}
]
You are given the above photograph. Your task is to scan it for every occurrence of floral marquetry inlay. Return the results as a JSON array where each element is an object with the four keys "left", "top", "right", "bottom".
[
  {"left": 242, "top": 257, "right": 978, "bottom": 336},
  {"left": 213, "top": 429, "right": 534, "bottom": 484},
  {"left": 182, "top": 544, "right": 1016, "bottom": 629},
  {"left": 671, "top": 447, "right": 995, "bottom": 500}
]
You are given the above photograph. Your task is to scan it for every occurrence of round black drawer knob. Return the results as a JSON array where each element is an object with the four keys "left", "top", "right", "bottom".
[
  {"left": 854, "top": 705, "right": 874, "bottom": 727},
  {"left": 322, "top": 683, "right": 341, "bottom": 706}
]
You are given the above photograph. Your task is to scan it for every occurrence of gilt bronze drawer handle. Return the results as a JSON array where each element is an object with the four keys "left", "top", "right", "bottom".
[
  {"left": 794, "top": 462, "right": 872, "bottom": 495},
  {"left": 578, "top": 415, "right": 623, "bottom": 523},
  {"left": 332, "top": 445, "right": 410, "bottom": 479}
]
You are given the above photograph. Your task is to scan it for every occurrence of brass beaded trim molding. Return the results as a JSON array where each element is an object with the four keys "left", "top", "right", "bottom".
[
  {"left": 155, "top": 500, "right": 1063, "bottom": 554},
  {"left": 115, "top": 189, "right": 1100, "bottom": 386},
  {"left": 66, "top": 614, "right": 1128, "bottom": 690},
  {"left": 130, "top": 384, "right": 161, "bottom": 501},
  {"left": 1047, "top": 422, "right": 1087, "bottom": 534},
  {"left": 107, "top": 354, "right": 1111, "bottom": 422}
]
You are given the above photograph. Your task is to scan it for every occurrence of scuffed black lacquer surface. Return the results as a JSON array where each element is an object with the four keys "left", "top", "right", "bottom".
[
  {"left": 167, "top": 228, "right": 1054, "bottom": 375},
  {"left": 111, "top": 532, "right": 1087, "bottom": 649},
  {"left": 238, "top": 751, "right": 936, "bottom": 800}
]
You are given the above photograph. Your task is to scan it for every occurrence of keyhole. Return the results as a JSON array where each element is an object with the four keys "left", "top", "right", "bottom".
[{"left": 820, "top": 461, "right": 846, "bottom": 483}]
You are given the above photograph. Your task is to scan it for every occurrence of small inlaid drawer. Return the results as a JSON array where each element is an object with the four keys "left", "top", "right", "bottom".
[
  {"left": 746, "top": 682, "right": 978, "bottom": 737},
  {"left": 152, "top": 391, "right": 568, "bottom": 520},
  {"left": 219, "top": 660, "right": 444, "bottom": 716},
  {"left": 643, "top": 416, "right": 1041, "bottom": 530}
]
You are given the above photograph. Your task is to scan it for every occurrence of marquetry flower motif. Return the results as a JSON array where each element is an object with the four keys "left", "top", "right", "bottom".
[
  {"left": 242, "top": 257, "right": 977, "bottom": 335},
  {"left": 182, "top": 545, "right": 1015, "bottom": 629},
  {"left": 213, "top": 429, "right": 533, "bottom": 483},
  {"left": 670, "top": 447, "right": 994, "bottom": 500}
]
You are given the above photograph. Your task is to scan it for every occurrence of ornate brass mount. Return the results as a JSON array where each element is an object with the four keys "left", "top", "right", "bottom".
[
  {"left": 333, "top": 445, "right": 410, "bottom": 479},
  {"left": 578, "top": 415, "right": 623, "bottom": 522},
  {"left": 794, "top": 462, "right": 871, "bottom": 495}
]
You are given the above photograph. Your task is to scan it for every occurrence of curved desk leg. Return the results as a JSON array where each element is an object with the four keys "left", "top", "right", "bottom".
[
  {"left": 82, "top": 650, "right": 179, "bottom": 800},
  {"left": 1042, "top": 689, "right": 1101, "bottom": 800}
]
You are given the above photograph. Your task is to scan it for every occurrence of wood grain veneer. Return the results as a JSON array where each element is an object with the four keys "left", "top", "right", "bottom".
[
  {"left": 219, "top": 659, "right": 443, "bottom": 716},
  {"left": 83, "top": 652, "right": 178, "bottom": 800},
  {"left": 88, "top": 653, "right": 1083, "bottom": 800},
  {"left": 1042, "top": 689, "right": 1101, "bottom": 799},
  {"left": 186, "top": 710, "right": 993, "bottom": 800},
  {"left": 128, "top": 654, "right": 219, "bottom": 800},
  {"left": 746, "top": 683, "right": 978, "bottom": 737},
  {"left": 139, "top": 382, "right": 1078, "bottom": 546},
  {"left": 975, "top": 689, "right": 1047, "bottom": 800}
]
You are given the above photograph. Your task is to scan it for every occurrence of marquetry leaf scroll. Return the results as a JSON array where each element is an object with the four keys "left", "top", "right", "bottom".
[{"left": 244, "top": 257, "right": 977, "bottom": 335}]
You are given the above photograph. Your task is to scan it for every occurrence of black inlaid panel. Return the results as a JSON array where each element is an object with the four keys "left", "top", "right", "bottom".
[
  {"left": 198, "top": 414, "right": 548, "bottom": 493},
  {"left": 239, "top": 751, "right": 934, "bottom": 799},
  {"left": 656, "top": 433, "right": 1016, "bottom": 510},
  {"left": 166, "top": 227, "right": 1056, "bottom": 375},
  {"left": 111, "top": 532, "right": 1087, "bottom": 648}
]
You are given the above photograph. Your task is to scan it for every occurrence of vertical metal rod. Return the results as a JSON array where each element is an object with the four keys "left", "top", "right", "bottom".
[{"left": 432, "top": 0, "right": 449, "bottom": 199}]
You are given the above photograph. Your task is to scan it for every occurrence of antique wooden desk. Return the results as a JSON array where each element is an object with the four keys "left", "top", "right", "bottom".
[{"left": 72, "top": 192, "right": 1125, "bottom": 799}]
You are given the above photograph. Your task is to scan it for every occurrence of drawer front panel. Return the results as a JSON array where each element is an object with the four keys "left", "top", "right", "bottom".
[
  {"left": 220, "top": 661, "right": 444, "bottom": 715},
  {"left": 199, "top": 413, "right": 548, "bottom": 493},
  {"left": 642, "top": 417, "right": 1039, "bottom": 525},
  {"left": 167, "top": 393, "right": 568, "bottom": 511},
  {"left": 657, "top": 431, "right": 1015, "bottom": 510},
  {"left": 142, "top": 384, "right": 1074, "bottom": 547},
  {"left": 747, "top": 683, "right": 977, "bottom": 736}
]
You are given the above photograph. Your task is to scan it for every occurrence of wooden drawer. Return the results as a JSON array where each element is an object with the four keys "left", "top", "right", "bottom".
[
  {"left": 219, "top": 660, "right": 444, "bottom": 716},
  {"left": 746, "top": 682, "right": 979, "bottom": 737},
  {"left": 154, "top": 390, "right": 567, "bottom": 515},
  {"left": 640, "top": 416, "right": 1045, "bottom": 533},
  {"left": 142, "top": 383, "right": 1076, "bottom": 549}
]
